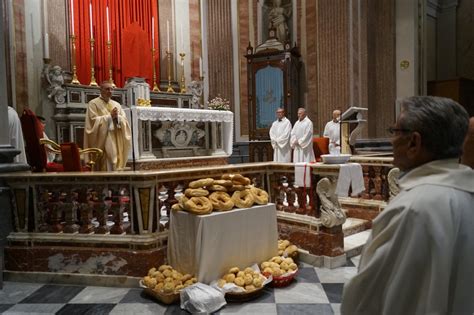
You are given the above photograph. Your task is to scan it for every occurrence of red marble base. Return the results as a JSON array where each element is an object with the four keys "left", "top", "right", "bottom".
[
  {"left": 5, "top": 245, "right": 167, "bottom": 277},
  {"left": 277, "top": 219, "right": 344, "bottom": 257}
]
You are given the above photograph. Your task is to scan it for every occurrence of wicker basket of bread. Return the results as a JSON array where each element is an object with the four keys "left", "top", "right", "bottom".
[
  {"left": 212, "top": 265, "right": 270, "bottom": 302},
  {"left": 140, "top": 264, "right": 197, "bottom": 304},
  {"left": 261, "top": 256, "right": 298, "bottom": 288}
]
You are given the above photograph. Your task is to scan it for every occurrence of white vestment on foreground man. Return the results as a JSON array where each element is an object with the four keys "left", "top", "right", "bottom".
[
  {"left": 269, "top": 117, "right": 292, "bottom": 162},
  {"left": 341, "top": 159, "right": 474, "bottom": 315},
  {"left": 290, "top": 116, "right": 315, "bottom": 163}
]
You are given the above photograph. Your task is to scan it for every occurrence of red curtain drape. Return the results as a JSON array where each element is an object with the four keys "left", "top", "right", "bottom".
[{"left": 70, "top": 0, "right": 159, "bottom": 87}]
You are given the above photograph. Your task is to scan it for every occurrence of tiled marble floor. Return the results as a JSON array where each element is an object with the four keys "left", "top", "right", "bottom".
[{"left": 0, "top": 256, "right": 360, "bottom": 315}]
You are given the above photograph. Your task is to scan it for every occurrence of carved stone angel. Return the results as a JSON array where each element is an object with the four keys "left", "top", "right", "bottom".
[
  {"left": 188, "top": 80, "right": 203, "bottom": 109},
  {"left": 316, "top": 177, "right": 346, "bottom": 228},
  {"left": 45, "top": 65, "right": 66, "bottom": 104}
]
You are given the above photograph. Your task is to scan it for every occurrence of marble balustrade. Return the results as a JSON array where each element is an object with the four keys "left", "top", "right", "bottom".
[{"left": 0, "top": 159, "right": 396, "bottom": 277}]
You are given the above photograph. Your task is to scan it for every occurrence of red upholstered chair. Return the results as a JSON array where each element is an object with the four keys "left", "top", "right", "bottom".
[
  {"left": 313, "top": 137, "right": 330, "bottom": 162},
  {"left": 20, "top": 109, "right": 62, "bottom": 172},
  {"left": 21, "top": 109, "right": 102, "bottom": 172}
]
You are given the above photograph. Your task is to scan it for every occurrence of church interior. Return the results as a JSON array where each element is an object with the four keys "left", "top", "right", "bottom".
[{"left": 0, "top": 0, "right": 473, "bottom": 314}]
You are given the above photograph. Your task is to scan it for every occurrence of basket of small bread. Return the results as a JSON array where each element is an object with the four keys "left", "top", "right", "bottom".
[
  {"left": 212, "top": 265, "right": 271, "bottom": 302},
  {"left": 261, "top": 256, "right": 298, "bottom": 288},
  {"left": 140, "top": 264, "right": 197, "bottom": 304},
  {"left": 171, "top": 174, "right": 269, "bottom": 215}
]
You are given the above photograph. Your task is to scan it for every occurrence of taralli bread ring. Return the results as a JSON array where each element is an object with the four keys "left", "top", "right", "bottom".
[
  {"left": 207, "top": 184, "right": 227, "bottom": 192},
  {"left": 228, "top": 185, "right": 245, "bottom": 192},
  {"left": 232, "top": 190, "right": 255, "bottom": 208},
  {"left": 185, "top": 188, "right": 209, "bottom": 197},
  {"left": 179, "top": 195, "right": 189, "bottom": 209},
  {"left": 189, "top": 178, "right": 214, "bottom": 189},
  {"left": 171, "top": 203, "right": 182, "bottom": 211},
  {"left": 208, "top": 192, "right": 234, "bottom": 211},
  {"left": 250, "top": 187, "right": 269, "bottom": 205},
  {"left": 231, "top": 174, "right": 251, "bottom": 186},
  {"left": 221, "top": 174, "right": 233, "bottom": 180},
  {"left": 184, "top": 196, "right": 213, "bottom": 214},
  {"left": 213, "top": 179, "right": 233, "bottom": 187}
]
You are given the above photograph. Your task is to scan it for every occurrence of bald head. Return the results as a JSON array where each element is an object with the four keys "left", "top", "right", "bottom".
[
  {"left": 332, "top": 109, "right": 341, "bottom": 122},
  {"left": 100, "top": 81, "right": 114, "bottom": 102}
]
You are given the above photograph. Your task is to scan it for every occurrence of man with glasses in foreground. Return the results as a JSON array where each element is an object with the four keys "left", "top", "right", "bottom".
[{"left": 341, "top": 96, "right": 474, "bottom": 314}]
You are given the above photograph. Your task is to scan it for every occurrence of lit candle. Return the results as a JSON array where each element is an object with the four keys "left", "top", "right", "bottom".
[
  {"left": 180, "top": 23, "right": 183, "bottom": 52},
  {"left": 151, "top": 17, "right": 155, "bottom": 49},
  {"left": 166, "top": 20, "right": 170, "bottom": 52},
  {"left": 44, "top": 33, "right": 49, "bottom": 58},
  {"left": 106, "top": 3, "right": 110, "bottom": 42},
  {"left": 89, "top": 1, "right": 93, "bottom": 38},
  {"left": 199, "top": 57, "right": 203, "bottom": 77},
  {"left": 70, "top": 0, "right": 75, "bottom": 35}
]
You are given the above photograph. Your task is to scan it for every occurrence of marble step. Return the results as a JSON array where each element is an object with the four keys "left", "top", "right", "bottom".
[
  {"left": 344, "top": 229, "right": 371, "bottom": 258},
  {"left": 342, "top": 217, "right": 369, "bottom": 237}
]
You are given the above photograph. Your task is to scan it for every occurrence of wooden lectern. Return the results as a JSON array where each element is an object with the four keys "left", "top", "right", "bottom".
[{"left": 340, "top": 107, "right": 368, "bottom": 154}]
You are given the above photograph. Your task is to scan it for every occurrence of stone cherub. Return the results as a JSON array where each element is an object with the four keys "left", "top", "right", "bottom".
[{"left": 45, "top": 65, "right": 66, "bottom": 104}]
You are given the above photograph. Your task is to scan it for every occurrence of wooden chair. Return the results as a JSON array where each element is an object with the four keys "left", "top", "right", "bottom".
[
  {"left": 313, "top": 137, "right": 330, "bottom": 162},
  {"left": 20, "top": 108, "right": 102, "bottom": 172}
]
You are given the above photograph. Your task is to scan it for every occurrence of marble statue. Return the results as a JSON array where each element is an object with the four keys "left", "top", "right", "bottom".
[
  {"left": 268, "top": 0, "right": 292, "bottom": 43},
  {"left": 316, "top": 177, "right": 346, "bottom": 228},
  {"left": 188, "top": 80, "right": 203, "bottom": 109},
  {"left": 45, "top": 65, "right": 66, "bottom": 104}
]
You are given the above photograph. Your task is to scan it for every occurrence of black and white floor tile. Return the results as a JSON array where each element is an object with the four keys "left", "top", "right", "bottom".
[{"left": 0, "top": 257, "right": 360, "bottom": 314}]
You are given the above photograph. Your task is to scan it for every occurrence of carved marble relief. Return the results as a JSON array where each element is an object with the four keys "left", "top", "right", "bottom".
[{"left": 152, "top": 121, "right": 207, "bottom": 158}]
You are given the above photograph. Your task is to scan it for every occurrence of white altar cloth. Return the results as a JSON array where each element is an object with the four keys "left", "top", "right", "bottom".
[
  {"left": 168, "top": 204, "right": 278, "bottom": 284},
  {"left": 125, "top": 107, "right": 234, "bottom": 159}
]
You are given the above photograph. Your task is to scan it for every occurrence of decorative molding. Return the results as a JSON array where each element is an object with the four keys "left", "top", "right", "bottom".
[{"left": 316, "top": 177, "right": 346, "bottom": 228}]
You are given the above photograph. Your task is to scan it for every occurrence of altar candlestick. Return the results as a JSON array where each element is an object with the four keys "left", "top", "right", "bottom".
[
  {"left": 180, "top": 23, "right": 183, "bottom": 51},
  {"left": 89, "top": 1, "right": 93, "bottom": 38},
  {"left": 106, "top": 4, "right": 110, "bottom": 41},
  {"left": 70, "top": 0, "right": 75, "bottom": 35},
  {"left": 199, "top": 57, "right": 203, "bottom": 77},
  {"left": 151, "top": 17, "right": 155, "bottom": 49},
  {"left": 166, "top": 20, "right": 170, "bottom": 52},
  {"left": 44, "top": 33, "right": 49, "bottom": 59}
]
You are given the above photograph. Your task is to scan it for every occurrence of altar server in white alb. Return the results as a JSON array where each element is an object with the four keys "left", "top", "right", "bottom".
[
  {"left": 341, "top": 96, "right": 474, "bottom": 315},
  {"left": 8, "top": 106, "right": 27, "bottom": 164},
  {"left": 269, "top": 108, "right": 292, "bottom": 162},
  {"left": 84, "top": 81, "right": 132, "bottom": 171},
  {"left": 323, "top": 109, "right": 341, "bottom": 155},
  {"left": 290, "top": 108, "right": 315, "bottom": 163}
]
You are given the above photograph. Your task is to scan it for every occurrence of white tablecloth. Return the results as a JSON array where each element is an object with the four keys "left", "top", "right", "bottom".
[{"left": 168, "top": 204, "right": 278, "bottom": 284}]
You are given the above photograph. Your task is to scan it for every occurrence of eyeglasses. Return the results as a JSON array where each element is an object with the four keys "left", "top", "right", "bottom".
[{"left": 387, "top": 127, "right": 412, "bottom": 135}]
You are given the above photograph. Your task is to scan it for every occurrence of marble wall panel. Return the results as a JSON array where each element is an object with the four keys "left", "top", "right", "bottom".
[
  {"left": 457, "top": 0, "right": 474, "bottom": 80},
  {"left": 239, "top": 0, "right": 249, "bottom": 137}
]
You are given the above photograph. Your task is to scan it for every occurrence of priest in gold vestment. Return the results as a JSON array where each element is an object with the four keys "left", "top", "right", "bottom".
[{"left": 84, "top": 81, "right": 131, "bottom": 171}]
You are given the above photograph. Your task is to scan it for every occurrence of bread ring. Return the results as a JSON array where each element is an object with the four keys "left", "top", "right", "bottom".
[
  {"left": 185, "top": 188, "right": 209, "bottom": 197},
  {"left": 228, "top": 185, "right": 245, "bottom": 192},
  {"left": 209, "top": 192, "right": 234, "bottom": 211},
  {"left": 213, "top": 179, "right": 233, "bottom": 187},
  {"left": 250, "top": 187, "right": 269, "bottom": 205},
  {"left": 232, "top": 190, "right": 255, "bottom": 208},
  {"left": 221, "top": 174, "right": 233, "bottom": 180},
  {"left": 231, "top": 174, "right": 251, "bottom": 186},
  {"left": 179, "top": 195, "right": 189, "bottom": 209},
  {"left": 183, "top": 196, "right": 213, "bottom": 214},
  {"left": 208, "top": 184, "right": 227, "bottom": 192},
  {"left": 189, "top": 178, "right": 214, "bottom": 189},
  {"left": 171, "top": 203, "right": 182, "bottom": 211}
]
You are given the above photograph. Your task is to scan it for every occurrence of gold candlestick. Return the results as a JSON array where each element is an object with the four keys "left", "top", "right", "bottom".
[
  {"left": 89, "top": 38, "right": 98, "bottom": 86},
  {"left": 70, "top": 35, "right": 80, "bottom": 84},
  {"left": 166, "top": 50, "right": 174, "bottom": 93},
  {"left": 151, "top": 48, "right": 161, "bottom": 91},
  {"left": 179, "top": 52, "right": 186, "bottom": 93},
  {"left": 106, "top": 41, "right": 116, "bottom": 88}
]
